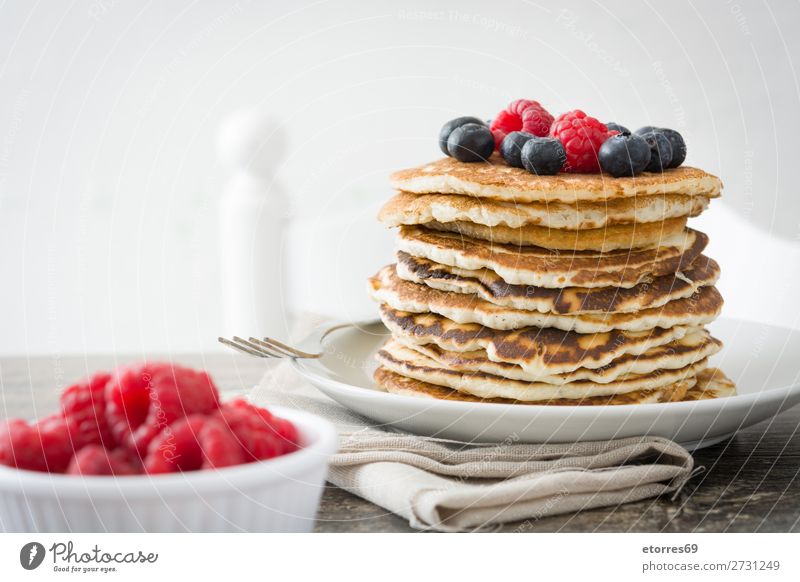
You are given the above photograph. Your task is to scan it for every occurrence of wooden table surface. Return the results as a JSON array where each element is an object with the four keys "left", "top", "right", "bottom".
[{"left": 2, "top": 353, "right": 798, "bottom": 532}]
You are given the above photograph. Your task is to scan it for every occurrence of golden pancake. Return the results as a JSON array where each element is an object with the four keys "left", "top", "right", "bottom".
[
  {"left": 376, "top": 339, "right": 707, "bottom": 401},
  {"left": 396, "top": 251, "right": 720, "bottom": 314},
  {"left": 682, "top": 367, "right": 737, "bottom": 400},
  {"left": 374, "top": 366, "right": 694, "bottom": 405},
  {"left": 390, "top": 155, "right": 722, "bottom": 203},
  {"left": 379, "top": 305, "right": 697, "bottom": 376},
  {"left": 405, "top": 329, "right": 722, "bottom": 384},
  {"left": 425, "top": 217, "right": 688, "bottom": 251},
  {"left": 369, "top": 265, "right": 723, "bottom": 333},
  {"left": 397, "top": 225, "right": 708, "bottom": 288},
  {"left": 379, "top": 191, "right": 711, "bottom": 230}
]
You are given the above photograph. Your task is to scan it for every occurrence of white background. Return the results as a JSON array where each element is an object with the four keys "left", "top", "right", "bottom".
[{"left": 1, "top": 0, "right": 799, "bottom": 355}]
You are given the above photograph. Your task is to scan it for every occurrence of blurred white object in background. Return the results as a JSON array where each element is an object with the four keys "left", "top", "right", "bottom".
[
  {"left": 217, "top": 109, "right": 289, "bottom": 337},
  {"left": 285, "top": 205, "right": 394, "bottom": 324}
]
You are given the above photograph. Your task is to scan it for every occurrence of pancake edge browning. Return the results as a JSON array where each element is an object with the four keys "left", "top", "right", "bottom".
[
  {"left": 378, "top": 304, "right": 699, "bottom": 376},
  {"left": 396, "top": 251, "right": 721, "bottom": 315},
  {"left": 403, "top": 330, "right": 722, "bottom": 384},
  {"left": 425, "top": 216, "right": 688, "bottom": 252},
  {"left": 397, "top": 225, "right": 709, "bottom": 288},
  {"left": 369, "top": 264, "right": 724, "bottom": 334},
  {"left": 379, "top": 191, "right": 711, "bottom": 230},
  {"left": 373, "top": 366, "right": 695, "bottom": 405}
]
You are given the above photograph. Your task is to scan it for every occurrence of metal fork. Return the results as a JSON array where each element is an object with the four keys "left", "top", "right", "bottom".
[{"left": 218, "top": 321, "right": 361, "bottom": 359}]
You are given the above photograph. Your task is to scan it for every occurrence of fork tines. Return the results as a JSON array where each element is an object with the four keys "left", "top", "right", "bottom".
[{"left": 218, "top": 336, "right": 321, "bottom": 359}]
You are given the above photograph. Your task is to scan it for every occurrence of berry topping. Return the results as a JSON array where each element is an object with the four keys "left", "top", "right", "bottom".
[
  {"left": 549, "top": 110, "right": 610, "bottom": 173},
  {"left": 490, "top": 99, "right": 554, "bottom": 150},
  {"left": 446, "top": 123, "right": 494, "bottom": 163},
  {"left": 605, "top": 122, "right": 630, "bottom": 135},
  {"left": 520, "top": 137, "right": 566, "bottom": 175},
  {"left": 598, "top": 134, "right": 652, "bottom": 177},
  {"left": 641, "top": 131, "right": 673, "bottom": 172},
  {"left": 60, "top": 372, "right": 115, "bottom": 449},
  {"left": 659, "top": 128, "right": 686, "bottom": 168},
  {"left": 67, "top": 445, "right": 137, "bottom": 476},
  {"left": 499, "top": 131, "right": 535, "bottom": 168},
  {"left": 105, "top": 363, "right": 220, "bottom": 458},
  {"left": 438, "top": 116, "right": 486, "bottom": 156}
]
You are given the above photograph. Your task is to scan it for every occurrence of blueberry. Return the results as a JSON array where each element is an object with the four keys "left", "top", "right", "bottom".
[
  {"left": 634, "top": 126, "right": 660, "bottom": 136},
  {"left": 606, "top": 122, "right": 630, "bottom": 135},
  {"left": 439, "top": 117, "right": 486, "bottom": 156},
  {"left": 447, "top": 123, "right": 494, "bottom": 163},
  {"left": 659, "top": 128, "right": 686, "bottom": 168},
  {"left": 598, "top": 134, "right": 651, "bottom": 177},
  {"left": 641, "top": 131, "right": 673, "bottom": 172},
  {"left": 500, "top": 131, "right": 535, "bottom": 168},
  {"left": 520, "top": 137, "right": 566, "bottom": 175}
]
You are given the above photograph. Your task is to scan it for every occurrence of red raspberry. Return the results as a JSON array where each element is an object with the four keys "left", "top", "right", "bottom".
[
  {"left": 215, "top": 401, "right": 281, "bottom": 461},
  {"left": 216, "top": 399, "right": 298, "bottom": 459},
  {"left": 490, "top": 99, "right": 554, "bottom": 149},
  {"left": 66, "top": 445, "right": 137, "bottom": 476},
  {"left": 271, "top": 417, "right": 300, "bottom": 455},
  {"left": 105, "top": 363, "right": 220, "bottom": 458},
  {"left": 0, "top": 419, "right": 47, "bottom": 471},
  {"left": 144, "top": 415, "right": 204, "bottom": 473},
  {"left": 0, "top": 417, "right": 74, "bottom": 473},
  {"left": 549, "top": 110, "right": 611, "bottom": 173},
  {"left": 35, "top": 414, "right": 76, "bottom": 473},
  {"left": 144, "top": 415, "right": 244, "bottom": 473},
  {"left": 199, "top": 417, "right": 247, "bottom": 468},
  {"left": 60, "top": 372, "right": 115, "bottom": 449}
]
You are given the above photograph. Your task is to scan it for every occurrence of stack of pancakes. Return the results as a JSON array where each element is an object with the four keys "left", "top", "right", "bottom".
[{"left": 368, "top": 155, "right": 736, "bottom": 405}]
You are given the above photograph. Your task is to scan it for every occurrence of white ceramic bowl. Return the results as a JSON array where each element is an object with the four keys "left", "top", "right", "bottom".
[{"left": 0, "top": 407, "right": 338, "bottom": 532}]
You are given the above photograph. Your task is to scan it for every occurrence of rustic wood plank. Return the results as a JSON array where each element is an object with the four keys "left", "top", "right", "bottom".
[{"left": 1, "top": 354, "right": 798, "bottom": 532}]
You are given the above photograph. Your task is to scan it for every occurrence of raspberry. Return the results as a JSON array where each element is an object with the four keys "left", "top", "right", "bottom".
[
  {"left": 490, "top": 99, "right": 554, "bottom": 149},
  {"left": 144, "top": 415, "right": 244, "bottom": 473},
  {"left": 0, "top": 417, "right": 74, "bottom": 473},
  {"left": 66, "top": 445, "right": 137, "bottom": 476},
  {"left": 271, "top": 417, "right": 300, "bottom": 455},
  {"left": 215, "top": 400, "right": 281, "bottom": 461},
  {"left": 549, "top": 110, "right": 611, "bottom": 173},
  {"left": 105, "top": 363, "right": 220, "bottom": 458},
  {"left": 216, "top": 399, "right": 298, "bottom": 459},
  {"left": 60, "top": 372, "right": 115, "bottom": 449},
  {"left": 0, "top": 419, "right": 47, "bottom": 471},
  {"left": 36, "top": 414, "right": 76, "bottom": 473},
  {"left": 199, "top": 418, "right": 247, "bottom": 468}
]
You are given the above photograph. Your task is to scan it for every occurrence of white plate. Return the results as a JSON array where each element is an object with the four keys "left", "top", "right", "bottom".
[{"left": 292, "top": 318, "right": 800, "bottom": 450}]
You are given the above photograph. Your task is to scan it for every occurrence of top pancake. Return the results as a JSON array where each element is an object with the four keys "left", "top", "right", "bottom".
[{"left": 390, "top": 155, "right": 722, "bottom": 204}]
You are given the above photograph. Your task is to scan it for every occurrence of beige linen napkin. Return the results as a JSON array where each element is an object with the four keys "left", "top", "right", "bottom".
[{"left": 251, "top": 357, "right": 696, "bottom": 532}]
